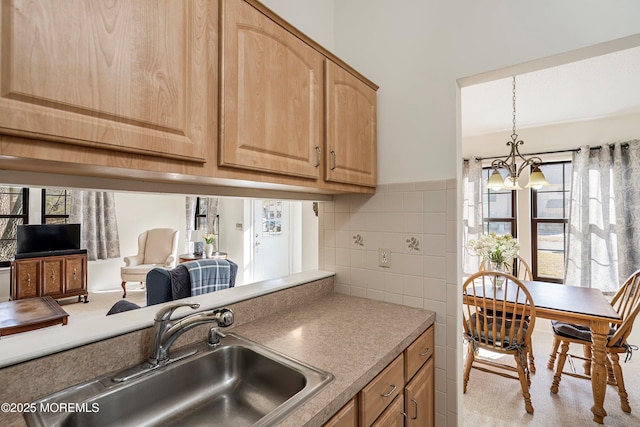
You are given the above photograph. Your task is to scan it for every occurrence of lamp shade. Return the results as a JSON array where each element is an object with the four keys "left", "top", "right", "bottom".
[
  {"left": 487, "top": 170, "right": 505, "bottom": 191},
  {"left": 503, "top": 176, "right": 522, "bottom": 190},
  {"left": 525, "top": 166, "right": 551, "bottom": 190}
]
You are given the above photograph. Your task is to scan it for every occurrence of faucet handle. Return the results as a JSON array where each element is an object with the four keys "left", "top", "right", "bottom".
[
  {"left": 155, "top": 302, "right": 200, "bottom": 322},
  {"left": 215, "top": 308, "right": 234, "bottom": 327}
]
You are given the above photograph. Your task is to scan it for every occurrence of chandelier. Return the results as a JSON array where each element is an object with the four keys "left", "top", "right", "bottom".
[{"left": 487, "top": 76, "right": 550, "bottom": 191}]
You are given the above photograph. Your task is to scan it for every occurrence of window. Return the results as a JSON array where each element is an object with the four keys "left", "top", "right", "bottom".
[
  {"left": 482, "top": 168, "right": 517, "bottom": 237},
  {"left": 531, "top": 161, "right": 571, "bottom": 283},
  {"left": 0, "top": 187, "right": 29, "bottom": 267},
  {"left": 262, "top": 200, "right": 283, "bottom": 236},
  {"left": 42, "top": 188, "right": 72, "bottom": 224},
  {"left": 194, "top": 197, "right": 207, "bottom": 230}
]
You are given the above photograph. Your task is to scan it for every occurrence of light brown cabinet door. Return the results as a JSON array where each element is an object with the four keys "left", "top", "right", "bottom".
[
  {"left": 13, "top": 260, "right": 40, "bottom": 299},
  {"left": 220, "top": 0, "right": 323, "bottom": 179},
  {"left": 41, "top": 258, "right": 64, "bottom": 296},
  {"left": 0, "top": 0, "right": 211, "bottom": 162},
  {"left": 405, "top": 358, "right": 434, "bottom": 427},
  {"left": 65, "top": 255, "right": 86, "bottom": 293},
  {"left": 370, "top": 395, "right": 405, "bottom": 427},
  {"left": 324, "top": 398, "right": 358, "bottom": 427},
  {"left": 325, "top": 60, "right": 377, "bottom": 187}
]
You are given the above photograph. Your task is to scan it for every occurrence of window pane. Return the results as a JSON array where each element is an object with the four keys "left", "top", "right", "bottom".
[
  {"left": 537, "top": 223, "right": 566, "bottom": 280},
  {"left": 487, "top": 193, "right": 512, "bottom": 217},
  {"left": 488, "top": 222, "right": 513, "bottom": 235},
  {"left": 0, "top": 186, "right": 27, "bottom": 265},
  {"left": 43, "top": 188, "right": 71, "bottom": 223},
  {"left": 0, "top": 187, "right": 24, "bottom": 215},
  {"left": 536, "top": 192, "right": 565, "bottom": 219}
]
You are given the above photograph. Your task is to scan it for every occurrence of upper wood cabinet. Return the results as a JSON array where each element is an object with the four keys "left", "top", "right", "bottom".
[
  {"left": 219, "top": 0, "right": 324, "bottom": 180},
  {"left": 0, "top": 0, "right": 211, "bottom": 162},
  {"left": 325, "top": 60, "right": 377, "bottom": 188}
]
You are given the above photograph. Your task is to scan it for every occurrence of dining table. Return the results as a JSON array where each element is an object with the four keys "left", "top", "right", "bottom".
[{"left": 464, "top": 279, "right": 621, "bottom": 424}]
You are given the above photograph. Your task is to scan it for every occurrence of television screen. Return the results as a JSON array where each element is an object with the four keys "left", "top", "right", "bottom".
[{"left": 16, "top": 224, "right": 81, "bottom": 254}]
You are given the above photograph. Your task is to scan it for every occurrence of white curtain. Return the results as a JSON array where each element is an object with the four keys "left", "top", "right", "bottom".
[
  {"left": 565, "top": 141, "right": 640, "bottom": 291},
  {"left": 70, "top": 191, "right": 120, "bottom": 261},
  {"left": 462, "top": 157, "right": 484, "bottom": 276}
]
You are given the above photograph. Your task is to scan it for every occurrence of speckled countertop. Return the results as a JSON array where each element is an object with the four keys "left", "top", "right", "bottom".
[{"left": 231, "top": 293, "right": 435, "bottom": 427}]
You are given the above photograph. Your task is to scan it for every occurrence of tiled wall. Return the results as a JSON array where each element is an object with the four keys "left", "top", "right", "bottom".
[{"left": 319, "top": 179, "right": 458, "bottom": 427}]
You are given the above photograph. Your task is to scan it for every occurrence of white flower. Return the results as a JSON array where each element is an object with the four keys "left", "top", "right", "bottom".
[{"left": 468, "top": 233, "right": 519, "bottom": 268}]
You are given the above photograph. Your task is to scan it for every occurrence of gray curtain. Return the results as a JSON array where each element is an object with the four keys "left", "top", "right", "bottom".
[
  {"left": 565, "top": 141, "right": 640, "bottom": 291},
  {"left": 462, "top": 157, "right": 484, "bottom": 276},
  {"left": 70, "top": 191, "right": 120, "bottom": 261}
]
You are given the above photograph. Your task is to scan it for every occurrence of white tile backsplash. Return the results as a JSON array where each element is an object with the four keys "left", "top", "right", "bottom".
[{"left": 320, "top": 178, "right": 457, "bottom": 426}]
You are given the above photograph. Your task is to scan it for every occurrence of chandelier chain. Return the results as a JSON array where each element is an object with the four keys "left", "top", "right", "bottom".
[{"left": 512, "top": 76, "right": 517, "bottom": 138}]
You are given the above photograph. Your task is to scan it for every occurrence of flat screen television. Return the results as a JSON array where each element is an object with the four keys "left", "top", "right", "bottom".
[{"left": 16, "top": 223, "right": 82, "bottom": 256}]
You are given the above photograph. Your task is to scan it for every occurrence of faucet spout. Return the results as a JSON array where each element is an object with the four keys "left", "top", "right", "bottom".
[{"left": 148, "top": 304, "right": 234, "bottom": 366}]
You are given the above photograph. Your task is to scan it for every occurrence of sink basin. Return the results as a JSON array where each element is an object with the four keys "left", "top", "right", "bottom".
[{"left": 25, "top": 333, "right": 333, "bottom": 427}]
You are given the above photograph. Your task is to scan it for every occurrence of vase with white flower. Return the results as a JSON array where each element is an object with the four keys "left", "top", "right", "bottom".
[
  {"left": 203, "top": 234, "right": 216, "bottom": 258},
  {"left": 468, "top": 232, "right": 520, "bottom": 288}
]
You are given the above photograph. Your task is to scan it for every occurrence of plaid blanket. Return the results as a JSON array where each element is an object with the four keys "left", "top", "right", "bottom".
[{"left": 184, "top": 259, "right": 232, "bottom": 296}]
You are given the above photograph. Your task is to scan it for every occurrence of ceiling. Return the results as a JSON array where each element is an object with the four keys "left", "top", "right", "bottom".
[{"left": 461, "top": 45, "right": 640, "bottom": 138}]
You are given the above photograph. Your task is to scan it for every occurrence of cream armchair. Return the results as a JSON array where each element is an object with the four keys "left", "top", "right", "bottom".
[{"left": 120, "top": 228, "right": 179, "bottom": 298}]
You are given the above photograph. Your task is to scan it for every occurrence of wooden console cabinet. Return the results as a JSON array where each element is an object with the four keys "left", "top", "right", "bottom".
[{"left": 11, "top": 253, "right": 88, "bottom": 303}]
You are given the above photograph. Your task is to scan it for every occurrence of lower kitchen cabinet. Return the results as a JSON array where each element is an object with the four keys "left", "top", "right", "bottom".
[
  {"left": 405, "top": 358, "right": 434, "bottom": 427},
  {"left": 371, "top": 394, "right": 405, "bottom": 427},
  {"left": 324, "top": 397, "right": 358, "bottom": 427},
  {"left": 323, "top": 325, "right": 434, "bottom": 427}
]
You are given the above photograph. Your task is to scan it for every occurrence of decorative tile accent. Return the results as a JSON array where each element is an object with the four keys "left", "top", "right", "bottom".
[
  {"left": 352, "top": 233, "right": 364, "bottom": 246},
  {"left": 405, "top": 235, "right": 421, "bottom": 253}
]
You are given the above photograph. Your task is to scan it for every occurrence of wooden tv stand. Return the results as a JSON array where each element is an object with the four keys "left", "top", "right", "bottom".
[{"left": 10, "top": 253, "right": 88, "bottom": 303}]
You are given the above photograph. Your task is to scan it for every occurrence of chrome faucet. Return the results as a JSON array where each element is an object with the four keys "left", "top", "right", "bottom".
[{"left": 148, "top": 302, "right": 234, "bottom": 366}]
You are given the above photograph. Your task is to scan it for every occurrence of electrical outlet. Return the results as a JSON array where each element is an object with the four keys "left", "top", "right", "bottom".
[{"left": 378, "top": 248, "right": 391, "bottom": 268}]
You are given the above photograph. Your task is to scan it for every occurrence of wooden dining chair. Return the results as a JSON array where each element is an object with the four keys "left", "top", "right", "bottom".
[
  {"left": 547, "top": 269, "right": 640, "bottom": 413},
  {"left": 462, "top": 271, "right": 537, "bottom": 414},
  {"left": 478, "top": 256, "right": 537, "bottom": 373}
]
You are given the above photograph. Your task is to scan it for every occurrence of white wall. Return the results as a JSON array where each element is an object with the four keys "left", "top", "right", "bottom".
[
  {"left": 331, "top": 0, "right": 640, "bottom": 184},
  {"left": 259, "top": 0, "right": 334, "bottom": 50}
]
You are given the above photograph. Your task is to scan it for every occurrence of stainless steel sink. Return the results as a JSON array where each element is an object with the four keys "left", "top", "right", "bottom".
[{"left": 25, "top": 333, "right": 333, "bottom": 427}]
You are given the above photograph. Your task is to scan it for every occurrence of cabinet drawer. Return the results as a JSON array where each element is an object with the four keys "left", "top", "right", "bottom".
[
  {"left": 359, "top": 354, "right": 404, "bottom": 427},
  {"left": 404, "top": 326, "right": 433, "bottom": 381}
]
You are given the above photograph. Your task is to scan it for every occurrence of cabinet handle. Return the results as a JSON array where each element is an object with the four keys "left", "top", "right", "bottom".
[
  {"left": 315, "top": 146, "right": 321, "bottom": 167},
  {"left": 51, "top": 271, "right": 55, "bottom": 281},
  {"left": 27, "top": 273, "right": 31, "bottom": 285},
  {"left": 330, "top": 150, "right": 337, "bottom": 170},
  {"left": 419, "top": 347, "right": 430, "bottom": 357},
  {"left": 380, "top": 384, "right": 397, "bottom": 397},
  {"left": 411, "top": 398, "right": 419, "bottom": 420},
  {"left": 73, "top": 268, "right": 77, "bottom": 280}
]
